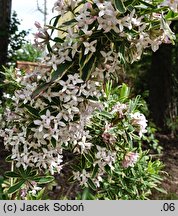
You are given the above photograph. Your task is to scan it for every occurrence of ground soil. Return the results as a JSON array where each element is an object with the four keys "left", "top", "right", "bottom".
[
  {"left": 150, "top": 134, "right": 178, "bottom": 199},
  {"left": 0, "top": 134, "right": 178, "bottom": 199}
]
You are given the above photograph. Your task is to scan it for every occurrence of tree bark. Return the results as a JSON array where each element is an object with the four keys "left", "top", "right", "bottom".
[
  {"left": 0, "top": 0, "right": 12, "bottom": 68},
  {"left": 0, "top": 0, "right": 12, "bottom": 98},
  {"left": 149, "top": 44, "right": 173, "bottom": 129}
]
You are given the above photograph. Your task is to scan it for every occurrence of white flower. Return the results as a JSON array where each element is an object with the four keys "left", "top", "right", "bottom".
[
  {"left": 96, "top": 1, "right": 115, "bottom": 17},
  {"left": 57, "top": 49, "right": 72, "bottom": 64},
  {"left": 73, "top": 171, "right": 81, "bottom": 181},
  {"left": 95, "top": 146, "right": 116, "bottom": 170},
  {"left": 76, "top": 136, "right": 93, "bottom": 154},
  {"left": 161, "top": 0, "right": 178, "bottom": 13},
  {"left": 73, "top": 169, "right": 90, "bottom": 186},
  {"left": 130, "top": 112, "right": 147, "bottom": 137},
  {"left": 83, "top": 40, "right": 97, "bottom": 55},
  {"left": 29, "top": 183, "right": 42, "bottom": 196},
  {"left": 47, "top": 54, "right": 61, "bottom": 71},
  {"left": 53, "top": 0, "right": 68, "bottom": 15},
  {"left": 68, "top": 73, "right": 84, "bottom": 85},
  {"left": 59, "top": 79, "right": 76, "bottom": 92},
  {"left": 80, "top": 169, "right": 90, "bottom": 186},
  {"left": 76, "top": 5, "right": 96, "bottom": 29},
  {"left": 64, "top": 88, "right": 79, "bottom": 102},
  {"left": 34, "top": 110, "right": 54, "bottom": 132},
  {"left": 100, "top": 50, "right": 114, "bottom": 63}
]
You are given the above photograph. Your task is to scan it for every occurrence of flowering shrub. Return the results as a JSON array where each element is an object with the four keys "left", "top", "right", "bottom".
[{"left": 0, "top": 0, "right": 176, "bottom": 199}]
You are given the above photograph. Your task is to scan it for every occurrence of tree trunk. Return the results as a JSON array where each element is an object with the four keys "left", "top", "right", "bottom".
[
  {"left": 149, "top": 44, "right": 173, "bottom": 130},
  {"left": 0, "top": 0, "right": 12, "bottom": 68},
  {"left": 0, "top": 0, "right": 12, "bottom": 98}
]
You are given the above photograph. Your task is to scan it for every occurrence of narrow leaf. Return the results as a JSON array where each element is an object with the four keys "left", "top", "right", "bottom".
[
  {"left": 31, "top": 82, "right": 51, "bottom": 99},
  {"left": 33, "top": 176, "right": 55, "bottom": 184},
  {"left": 49, "top": 15, "right": 62, "bottom": 36},
  {"left": 119, "top": 83, "right": 130, "bottom": 101},
  {"left": 80, "top": 55, "right": 96, "bottom": 81},
  {"left": 5, "top": 155, "right": 13, "bottom": 162},
  {"left": 61, "top": 19, "right": 77, "bottom": 27},
  {"left": 114, "top": 0, "right": 126, "bottom": 13},
  {"left": 88, "top": 178, "right": 97, "bottom": 191},
  {"left": 81, "top": 188, "right": 91, "bottom": 200},
  {"left": 8, "top": 180, "right": 25, "bottom": 194},
  {"left": 97, "top": 110, "right": 113, "bottom": 119},
  {"left": 92, "top": 164, "right": 99, "bottom": 178},
  {"left": 51, "top": 137, "right": 56, "bottom": 148},
  {"left": 24, "top": 105, "right": 39, "bottom": 117},
  {"left": 81, "top": 188, "right": 95, "bottom": 200},
  {"left": 83, "top": 153, "right": 93, "bottom": 164},
  {"left": 53, "top": 37, "right": 64, "bottom": 43},
  {"left": 36, "top": 187, "right": 46, "bottom": 200},
  {"left": 51, "top": 61, "right": 73, "bottom": 82},
  {"left": 5, "top": 171, "right": 20, "bottom": 178}
]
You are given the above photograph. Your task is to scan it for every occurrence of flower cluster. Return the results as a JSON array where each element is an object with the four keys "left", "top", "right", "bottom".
[
  {"left": 1, "top": 71, "right": 102, "bottom": 174},
  {"left": 0, "top": 0, "right": 175, "bottom": 199},
  {"left": 161, "top": 0, "right": 178, "bottom": 12},
  {"left": 122, "top": 152, "right": 139, "bottom": 168},
  {"left": 34, "top": 0, "right": 175, "bottom": 72}
]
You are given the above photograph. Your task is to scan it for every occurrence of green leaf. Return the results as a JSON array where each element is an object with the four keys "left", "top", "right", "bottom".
[
  {"left": 165, "top": 10, "right": 178, "bottom": 21},
  {"left": 33, "top": 176, "right": 55, "bottom": 184},
  {"left": 24, "top": 166, "right": 33, "bottom": 176},
  {"left": 88, "top": 178, "right": 97, "bottom": 191},
  {"left": 119, "top": 43, "right": 126, "bottom": 64},
  {"left": 28, "top": 170, "right": 38, "bottom": 177},
  {"left": 36, "top": 187, "right": 46, "bottom": 200},
  {"left": 24, "top": 105, "right": 39, "bottom": 117},
  {"left": 53, "top": 37, "right": 64, "bottom": 43},
  {"left": 51, "top": 137, "right": 56, "bottom": 148},
  {"left": 119, "top": 83, "right": 130, "bottom": 101},
  {"left": 8, "top": 180, "right": 25, "bottom": 194},
  {"left": 81, "top": 188, "right": 90, "bottom": 200},
  {"left": 138, "top": 0, "right": 156, "bottom": 9},
  {"left": 79, "top": 49, "right": 93, "bottom": 69},
  {"left": 80, "top": 55, "right": 96, "bottom": 81},
  {"left": 98, "top": 110, "right": 113, "bottom": 119},
  {"left": 155, "top": 187, "right": 167, "bottom": 194},
  {"left": 5, "top": 171, "right": 20, "bottom": 178},
  {"left": 125, "top": 0, "right": 138, "bottom": 7},
  {"left": 160, "top": 18, "right": 176, "bottom": 43},
  {"left": 81, "top": 155, "right": 86, "bottom": 169},
  {"left": 49, "top": 15, "right": 62, "bottom": 36},
  {"left": 81, "top": 187, "right": 95, "bottom": 200},
  {"left": 104, "top": 164, "right": 112, "bottom": 175},
  {"left": 51, "top": 61, "right": 73, "bottom": 82},
  {"left": 47, "top": 43, "right": 53, "bottom": 53},
  {"left": 31, "top": 82, "right": 51, "bottom": 99},
  {"left": 83, "top": 153, "right": 94, "bottom": 164},
  {"left": 114, "top": 0, "right": 126, "bottom": 13},
  {"left": 61, "top": 19, "right": 77, "bottom": 27},
  {"left": 92, "top": 164, "right": 99, "bottom": 178},
  {"left": 5, "top": 155, "right": 13, "bottom": 162}
]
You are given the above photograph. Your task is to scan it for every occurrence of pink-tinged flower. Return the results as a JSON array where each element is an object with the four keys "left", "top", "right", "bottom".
[
  {"left": 34, "top": 21, "right": 42, "bottom": 29},
  {"left": 102, "top": 132, "right": 116, "bottom": 144},
  {"left": 20, "top": 188, "right": 27, "bottom": 199},
  {"left": 111, "top": 102, "right": 128, "bottom": 118},
  {"left": 102, "top": 123, "right": 116, "bottom": 144},
  {"left": 122, "top": 152, "right": 139, "bottom": 168},
  {"left": 161, "top": 0, "right": 178, "bottom": 13}
]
